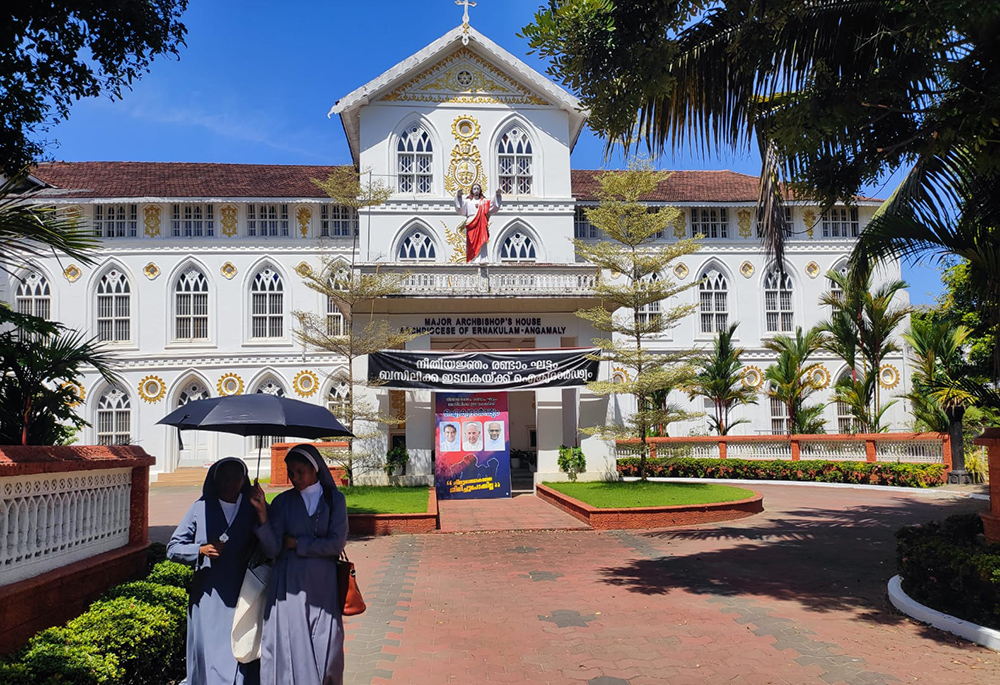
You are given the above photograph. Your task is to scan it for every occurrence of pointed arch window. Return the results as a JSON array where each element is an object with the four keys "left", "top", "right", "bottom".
[
  {"left": 97, "top": 385, "right": 131, "bottom": 445},
  {"left": 16, "top": 271, "right": 51, "bottom": 320},
  {"left": 250, "top": 267, "right": 284, "bottom": 339},
  {"left": 828, "top": 263, "right": 849, "bottom": 305},
  {"left": 328, "top": 381, "right": 351, "bottom": 421},
  {"left": 398, "top": 229, "right": 437, "bottom": 261},
  {"left": 763, "top": 268, "right": 794, "bottom": 333},
  {"left": 397, "top": 125, "right": 434, "bottom": 194},
  {"left": 699, "top": 269, "right": 728, "bottom": 333},
  {"left": 178, "top": 379, "right": 210, "bottom": 406},
  {"left": 97, "top": 269, "right": 131, "bottom": 342},
  {"left": 770, "top": 397, "right": 789, "bottom": 435},
  {"left": 836, "top": 371, "right": 856, "bottom": 433},
  {"left": 636, "top": 272, "right": 662, "bottom": 328},
  {"left": 500, "top": 230, "right": 537, "bottom": 262},
  {"left": 498, "top": 126, "right": 533, "bottom": 195},
  {"left": 254, "top": 378, "right": 286, "bottom": 448},
  {"left": 327, "top": 295, "right": 345, "bottom": 336},
  {"left": 174, "top": 268, "right": 209, "bottom": 340}
]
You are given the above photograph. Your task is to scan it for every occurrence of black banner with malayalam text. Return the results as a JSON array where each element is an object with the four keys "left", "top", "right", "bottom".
[{"left": 368, "top": 348, "right": 600, "bottom": 391}]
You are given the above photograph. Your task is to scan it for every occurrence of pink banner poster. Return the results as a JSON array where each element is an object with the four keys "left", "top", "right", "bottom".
[{"left": 435, "top": 392, "right": 511, "bottom": 499}]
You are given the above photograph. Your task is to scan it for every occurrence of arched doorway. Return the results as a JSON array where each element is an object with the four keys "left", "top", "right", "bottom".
[{"left": 174, "top": 377, "right": 213, "bottom": 467}]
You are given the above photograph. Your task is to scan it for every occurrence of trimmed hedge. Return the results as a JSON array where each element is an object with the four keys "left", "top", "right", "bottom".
[
  {"left": 896, "top": 513, "right": 1000, "bottom": 630},
  {"left": 1, "top": 559, "right": 190, "bottom": 684},
  {"left": 617, "top": 457, "right": 947, "bottom": 488}
]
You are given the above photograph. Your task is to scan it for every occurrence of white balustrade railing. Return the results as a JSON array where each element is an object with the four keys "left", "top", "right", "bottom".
[
  {"left": 876, "top": 440, "right": 944, "bottom": 464},
  {"left": 0, "top": 468, "right": 132, "bottom": 586},
  {"left": 725, "top": 441, "right": 794, "bottom": 461},
  {"left": 365, "top": 264, "right": 600, "bottom": 297},
  {"left": 799, "top": 440, "right": 868, "bottom": 462}
]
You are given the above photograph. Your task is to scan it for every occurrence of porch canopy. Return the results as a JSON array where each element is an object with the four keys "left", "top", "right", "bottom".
[{"left": 369, "top": 348, "right": 599, "bottom": 391}]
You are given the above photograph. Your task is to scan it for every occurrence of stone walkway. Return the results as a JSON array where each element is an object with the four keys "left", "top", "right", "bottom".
[
  {"left": 149, "top": 482, "right": 1000, "bottom": 684},
  {"left": 438, "top": 492, "right": 588, "bottom": 533}
]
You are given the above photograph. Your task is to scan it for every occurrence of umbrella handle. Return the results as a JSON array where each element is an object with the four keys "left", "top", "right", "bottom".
[{"left": 256, "top": 440, "right": 263, "bottom": 481}]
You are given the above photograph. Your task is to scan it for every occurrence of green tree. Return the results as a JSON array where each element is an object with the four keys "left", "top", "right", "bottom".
[
  {"left": 686, "top": 321, "right": 757, "bottom": 435},
  {"left": 818, "top": 266, "right": 910, "bottom": 433},
  {"left": 2, "top": 1, "right": 189, "bottom": 173},
  {"left": 573, "top": 162, "right": 702, "bottom": 479},
  {"left": 937, "top": 259, "right": 996, "bottom": 376},
  {"left": 294, "top": 170, "right": 423, "bottom": 485},
  {"left": 764, "top": 327, "right": 826, "bottom": 435},
  {"left": 0, "top": 310, "right": 119, "bottom": 445}
]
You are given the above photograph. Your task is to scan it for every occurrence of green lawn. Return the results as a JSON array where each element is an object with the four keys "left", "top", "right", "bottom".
[
  {"left": 543, "top": 481, "right": 754, "bottom": 508},
  {"left": 264, "top": 485, "right": 429, "bottom": 514}
]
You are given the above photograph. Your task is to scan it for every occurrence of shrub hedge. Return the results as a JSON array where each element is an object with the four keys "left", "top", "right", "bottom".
[
  {"left": 617, "top": 457, "right": 947, "bottom": 488},
  {"left": 896, "top": 513, "right": 1000, "bottom": 630},
  {"left": 0, "top": 559, "right": 190, "bottom": 684}
]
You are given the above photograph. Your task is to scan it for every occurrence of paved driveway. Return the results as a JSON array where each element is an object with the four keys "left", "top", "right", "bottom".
[{"left": 150, "top": 482, "right": 999, "bottom": 684}]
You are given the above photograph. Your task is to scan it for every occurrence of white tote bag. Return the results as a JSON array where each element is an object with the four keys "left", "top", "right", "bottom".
[{"left": 231, "top": 563, "right": 271, "bottom": 663}]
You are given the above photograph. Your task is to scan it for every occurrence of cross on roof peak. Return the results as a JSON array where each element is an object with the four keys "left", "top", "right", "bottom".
[{"left": 456, "top": 0, "right": 477, "bottom": 44}]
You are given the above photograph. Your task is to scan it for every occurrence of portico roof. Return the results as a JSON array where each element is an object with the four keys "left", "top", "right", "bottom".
[{"left": 329, "top": 24, "right": 587, "bottom": 163}]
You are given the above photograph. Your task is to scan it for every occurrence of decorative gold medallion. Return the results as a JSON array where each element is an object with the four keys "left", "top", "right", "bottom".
[
  {"left": 742, "top": 365, "right": 764, "bottom": 389},
  {"left": 740, "top": 261, "right": 755, "bottom": 279},
  {"left": 293, "top": 370, "right": 320, "bottom": 398},
  {"left": 144, "top": 205, "right": 161, "bottom": 238},
  {"left": 295, "top": 261, "right": 313, "bottom": 277},
  {"left": 612, "top": 366, "right": 632, "bottom": 385},
  {"left": 62, "top": 382, "right": 86, "bottom": 407},
  {"left": 220, "top": 262, "right": 237, "bottom": 280},
  {"left": 805, "top": 261, "right": 821, "bottom": 279},
  {"left": 671, "top": 212, "right": 687, "bottom": 239},
  {"left": 296, "top": 206, "right": 311, "bottom": 238},
  {"left": 803, "top": 209, "right": 817, "bottom": 239},
  {"left": 138, "top": 375, "right": 166, "bottom": 403},
  {"left": 808, "top": 365, "right": 831, "bottom": 389},
  {"left": 445, "top": 114, "right": 487, "bottom": 195},
  {"left": 143, "top": 262, "right": 160, "bottom": 280},
  {"left": 218, "top": 373, "right": 244, "bottom": 396},
  {"left": 220, "top": 204, "right": 238, "bottom": 237},
  {"left": 737, "top": 208, "right": 753, "bottom": 239},
  {"left": 673, "top": 263, "right": 689, "bottom": 280},
  {"left": 63, "top": 264, "right": 82, "bottom": 282},
  {"left": 878, "top": 364, "right": 900, "bottom": 389}
]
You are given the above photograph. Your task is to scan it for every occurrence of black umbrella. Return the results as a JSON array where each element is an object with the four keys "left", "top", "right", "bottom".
[{"left": 158, "top": 394, "right": 353, "bottom": 478}]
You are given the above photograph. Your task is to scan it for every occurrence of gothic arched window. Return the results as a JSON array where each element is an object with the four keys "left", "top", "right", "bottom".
[
  {"left": 97, "top": 385, "right": 131, "bottom": 445},
  {"left": 328, "top": 381, "right": 351, "bottom": 421},
  {"left": 763, "top": 268, "right": 794, "bottom": 333},
  {"left": 836, "top": 371, "right": 856, "bottom": 434},
  {"left": 499, "top": 230, "right": 537, "bottom": 262},
  {"left": 699, "top": 269, "right": 728, "bottom": 334},
  {"left": 497, "top": 126, "right": 533, "bottom": 195},
  {"left": 636, "top": 272, "right": 662, "bottom": 328},
  {"left": 253, "top": 378, "right": 286, "bottom": 448},
  {"left": 16, "top": 271, "right": 51, "bottom": 320},
  {"left": 174, "top": 268, "right": 209, "bottom": 340},
  {"left": 96, "top": 269, "right": 131, "bottom": 342},
  {"left": 178, "top": 379, "right": 211, "bottom": 406},
  {"left": 397, "top": 124, "right": 434, "bottom": 194},
  {"left": 397, "top": 230, "right": 437, "bottom": 261},
  {"left": 250, "top": 267, "right": 284, "bottom": 339}
]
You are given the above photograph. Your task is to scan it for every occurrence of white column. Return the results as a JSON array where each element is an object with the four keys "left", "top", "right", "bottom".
[
  {"left": 404, "top": 335, "right": 434, "bottom": 484},
  {"left": 534, "top": 387, "right": 563, "bottom": 481}
]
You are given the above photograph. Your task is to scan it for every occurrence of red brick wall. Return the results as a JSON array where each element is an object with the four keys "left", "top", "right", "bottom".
[
  {"left": 348, "top": 488, "right": 438, "bottom": 536},
  {"left": 269, "top": 442, "right": 349, "bottom": 487}
]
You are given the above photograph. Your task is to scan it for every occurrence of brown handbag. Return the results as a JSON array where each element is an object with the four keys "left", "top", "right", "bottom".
[{"left": 336, "top": 553, "right": 366, "bottom": 616}]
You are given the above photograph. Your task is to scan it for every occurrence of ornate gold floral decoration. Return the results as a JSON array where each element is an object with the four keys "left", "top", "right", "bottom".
[
  {"left": 295, "top": 261, "right": 313, "bottom": 277},
  {"left": 293, "top": 370, "right": 320, "bottom": 398},
  {"left": 218, "top": 373, "right": 244, "bottom": 396},
  {"left": 808, "top": 365, "right": 831, "bottom": 389},
  {"left": 220, "top": 204, "right": 238, "bottom": 237},
  {"left": 143, "top": 262, "right": 160, "bottom": 280},
  {"left": 62, "top": 382, "right": 85, "bottom": 407},
  {"left": 442, "top": 220, "right": 467, "bottom": 263},
  {"left": 803, "top": 209, "right": 817, "bottom": 240},
  {"left": 379, "top": 47, "right": 549, "bottom": 106},
  {"left": 737, "top": 209, "right": 753, "bottom": 239},
  {"left": 878, "top": 364, "right": 900, "bottom": 389},
  {"left": 63, "top": 264, "right": 82, "bottom": 282},
  {"left": 138, "top": 375, "right": 166, "bottom": 403},
  {"left": 144, "top": 205, "right": 161, "bottom": 238},
  {"left": 742, "top": 365, "right": 764, "bottom": 389},
  {"left": 671, "top": 212, "right": 687, "bottom": 239},
  {"left": 220, "top": 262, "right": 237, "bottom": 280},
  {"left": 445, "top": 114, "right": 487, "bottom": 195},
  {"left": 296, "top": 206, "right": 311, "bottom": 238}
]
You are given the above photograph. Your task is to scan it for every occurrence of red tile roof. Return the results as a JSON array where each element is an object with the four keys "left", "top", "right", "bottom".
[
  {"left": 30, "top": 162, "right": 353, "bottom": 199},
  {"left": 27, "top": 162, "right": 880, "bottom": 203}
]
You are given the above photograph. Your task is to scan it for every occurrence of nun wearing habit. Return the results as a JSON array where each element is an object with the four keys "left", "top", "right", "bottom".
[
  {"left": 167, "top": 457, "right": 260, "bottom": 685},
  {"left": 250, "top": 444, "right": 349, "bottom": 685}
]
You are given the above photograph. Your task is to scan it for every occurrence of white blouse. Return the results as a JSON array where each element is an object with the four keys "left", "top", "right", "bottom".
[{"left": 300, "top": 481, "right": 323, "bottom": 517}]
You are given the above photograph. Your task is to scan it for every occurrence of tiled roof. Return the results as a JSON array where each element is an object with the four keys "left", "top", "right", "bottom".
[
  {"left": 27, "top": 162, "right": 880, "bottom": 203},
  {"left": 30, "top": 162, "right": 353, "bottom": 199}
]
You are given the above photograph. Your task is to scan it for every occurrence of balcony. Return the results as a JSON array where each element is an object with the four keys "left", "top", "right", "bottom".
[{"left": 358, "top": 262, "right": 605, "bottom": 314}]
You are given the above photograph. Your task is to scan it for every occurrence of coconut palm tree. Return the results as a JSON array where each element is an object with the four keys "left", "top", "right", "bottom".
[
  {"left": 764, "top": 326, "right": 826, "bottom": 435},
  {"left": 818, "top": 266, "right": 911, "bottom": 433},
  {"left": 687, "top": 321, "right": 757, "bottom": 435}
]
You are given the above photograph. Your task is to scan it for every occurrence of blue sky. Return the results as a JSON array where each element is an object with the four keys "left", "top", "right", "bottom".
[{"left": 44, "top": 0, "right": 944, "bottom": 304}]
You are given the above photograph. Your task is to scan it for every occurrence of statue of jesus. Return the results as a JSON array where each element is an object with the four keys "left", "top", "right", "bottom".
[{"left": 455, "top": 183, "right": 501, "bottom": 263}]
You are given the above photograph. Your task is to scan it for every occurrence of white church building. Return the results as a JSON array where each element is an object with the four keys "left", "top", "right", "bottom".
[{"left": 3, "top": 23, "right": 910, "bottom": 482}]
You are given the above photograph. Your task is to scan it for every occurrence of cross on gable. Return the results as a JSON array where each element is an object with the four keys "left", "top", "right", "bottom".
[{"left": 456, "top": 0, "right": 477, "bottom": 44}]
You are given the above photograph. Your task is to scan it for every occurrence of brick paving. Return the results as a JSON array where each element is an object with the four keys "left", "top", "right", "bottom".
[
  {"left": 149, "top": 482, "right": 1000, "bottom": 684},
  {"left": 438, "top": 492, "right": 589, "bottom": 533}
]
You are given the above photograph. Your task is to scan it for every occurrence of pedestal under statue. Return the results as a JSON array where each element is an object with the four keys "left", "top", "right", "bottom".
[{"left": 455, "top": 183, "right": 501, "bottom": 263}]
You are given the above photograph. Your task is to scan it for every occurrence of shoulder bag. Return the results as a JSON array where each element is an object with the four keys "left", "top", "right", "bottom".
[{"left": 337, "top": 552, "right": 366, "bottom": 616}]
